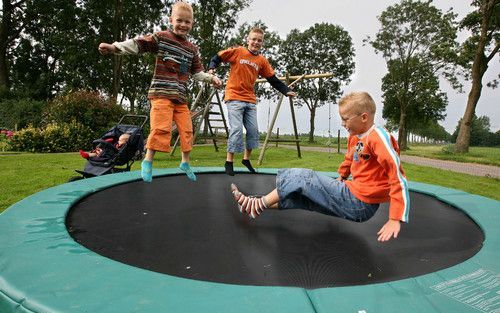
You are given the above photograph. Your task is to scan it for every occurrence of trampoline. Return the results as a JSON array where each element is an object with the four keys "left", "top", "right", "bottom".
[{"left": 1, "top": 168, "right": 499, "bottom": 313}]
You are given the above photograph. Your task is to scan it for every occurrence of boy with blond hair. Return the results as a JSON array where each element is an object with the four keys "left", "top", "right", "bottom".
[
  {"left": 231, "top": 91, "right": 410, "bottom": 242},
  {"left": 208, "top": 27, "right": 296, "bottom": 176},
  {"left": 98, "top": 1, "right": 222, "bottom": 182}
]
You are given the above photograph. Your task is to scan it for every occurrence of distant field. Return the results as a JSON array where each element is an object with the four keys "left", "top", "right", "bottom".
[{"left": 404, "top": 144, "right": 500, "bottom": 166}]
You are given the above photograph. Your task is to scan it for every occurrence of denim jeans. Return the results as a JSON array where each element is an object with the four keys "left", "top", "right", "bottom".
[
  {"left": 276, "top": 168, "right": 380, "bottom": 222},
  {"left": 226, "top": 101, "right": 259, "bottom": 153}
]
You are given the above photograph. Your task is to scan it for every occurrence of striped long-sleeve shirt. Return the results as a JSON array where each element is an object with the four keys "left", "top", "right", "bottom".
[
  {"left": 337, "top": 126, "right": 410, "bottom": 222},
  {"left": 114, "top": 30, "right": 210, "bottom": 104}
]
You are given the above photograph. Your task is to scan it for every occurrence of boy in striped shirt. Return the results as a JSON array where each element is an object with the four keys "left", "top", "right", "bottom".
[
  {"left": 98, "top": 1, "right": 222, "bottom": 182},
  {"left": 231, "top": 92, "right": 410, "bottom": 242}
]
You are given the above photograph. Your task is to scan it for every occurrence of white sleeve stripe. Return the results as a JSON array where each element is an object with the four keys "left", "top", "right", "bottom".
[{"left": 374, "top": 127, "right": 410, "bottom": 222}]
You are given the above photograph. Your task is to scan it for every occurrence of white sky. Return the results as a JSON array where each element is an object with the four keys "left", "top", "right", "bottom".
[{"left": 236, "top": 0, "right": 499, "bottom": 136}]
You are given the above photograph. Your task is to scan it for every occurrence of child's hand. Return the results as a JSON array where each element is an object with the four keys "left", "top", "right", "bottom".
[
  {"left": 286, "top": 91, "right": 297, "bottom": 97},
  {"left": 98, "top": 43, "right": 116, "bottom": 55},
  {"left": 377, "top": 219, "right": 400, "bottom": 242},
  {"left": 211, "top": 75, "right": 222, "bottom": 88}
]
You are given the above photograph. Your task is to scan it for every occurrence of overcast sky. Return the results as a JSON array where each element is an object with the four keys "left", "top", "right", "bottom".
[{"left": 235, "top": 0, "right": 499, "bottom": 136}]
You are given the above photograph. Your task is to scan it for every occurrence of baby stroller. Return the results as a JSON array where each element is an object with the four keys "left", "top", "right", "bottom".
[{"left": 70, "top": 115, "right": 148, "bottom": 181}]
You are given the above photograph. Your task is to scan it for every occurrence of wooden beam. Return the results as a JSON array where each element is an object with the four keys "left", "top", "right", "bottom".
[{"left": 255, "top": 72, "right": 333, "bottom": 84}]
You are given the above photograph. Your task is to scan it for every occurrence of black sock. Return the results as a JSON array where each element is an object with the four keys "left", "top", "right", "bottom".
[
  {"left": 225, "top": 161, "right": 234, "bottom": 176},
  {"left": 241, "top": 159, "right": 256, "bottom": 173}
]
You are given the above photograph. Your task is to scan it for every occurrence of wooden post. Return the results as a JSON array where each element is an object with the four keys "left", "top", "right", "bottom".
[
  {"left": 255, "top": 72, "right": 333, "bottom": 83},
  {"left": 337, "top": 129, "right": 341, "bottom": 154},
  {"left": 258, "top": 93, "right": 286, "bottom": 165},
  {"left": 287, "top": 72, "right": 301, "bottom": 159},
  {"left": 257, "top": 74, "right": 306, "bottom": 165},
  {"left": 276, "top": 128, "right": 279, "bottom": 147}
]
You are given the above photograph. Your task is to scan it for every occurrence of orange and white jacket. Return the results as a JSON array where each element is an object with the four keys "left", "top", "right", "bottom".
[{"left": 337, "top": 126, "right": 410, "bottom": 222}]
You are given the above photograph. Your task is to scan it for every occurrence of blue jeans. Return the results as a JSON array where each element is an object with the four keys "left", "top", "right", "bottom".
[
  {"left": 276, "top": 168, "right": 380, "bottom": 222},
  {"left": 226, "top": 101, "right": 259, "bottom": 153}
]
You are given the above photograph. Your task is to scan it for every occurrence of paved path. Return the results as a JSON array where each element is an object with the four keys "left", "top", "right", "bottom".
[{"left": 279, "top": 145, "right": 500, "bottom": 179}]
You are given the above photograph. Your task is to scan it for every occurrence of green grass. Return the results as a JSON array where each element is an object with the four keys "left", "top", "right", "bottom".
[
  {"left": 0, "top": 145, "right": 499, "bottom": 213},
  {"left": 404, "top": 144, "right": 500, "bottom": 166}
]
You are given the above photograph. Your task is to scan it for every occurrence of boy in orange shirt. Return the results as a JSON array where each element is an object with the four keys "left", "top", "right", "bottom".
[
  {"left": 231, "top": 92, "right": 410, "bottom": 242},
  {"left": 208, "top": 27, "right": 296, "bottom": 176},
  {"left": 98, "top": 2, "right": 221, "bottom": 182}
]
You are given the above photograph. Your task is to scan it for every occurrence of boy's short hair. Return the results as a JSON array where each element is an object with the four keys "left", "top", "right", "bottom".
[
  {"left": 339, "top": 92, "right": 376, "bottom": 115},
  {"left": 171, "top": 1, "right": 193, "bottom": 16},
  {"left": 249, "top": 27, "right": 265, "bottom": 36}
]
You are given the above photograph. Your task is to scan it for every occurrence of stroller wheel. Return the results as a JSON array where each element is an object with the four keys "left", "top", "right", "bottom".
[{"left": 68, "top": 176, "right": 84, "bottom": 182}]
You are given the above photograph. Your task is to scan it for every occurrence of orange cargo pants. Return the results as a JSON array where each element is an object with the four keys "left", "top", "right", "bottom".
[{"left": 146, "top": 98, "right": 193, "bottom": 153}]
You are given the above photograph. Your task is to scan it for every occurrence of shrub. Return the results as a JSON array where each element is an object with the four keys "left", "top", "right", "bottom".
[
  {"left": 43, "top": 90, "right": 126, "bottom": 134},
  {"left": 10, "top": 122, "right": 94, "bottom": 153},
  {"left": 0, "top": 130, "right": 13, "bottom": 151},
  {"left": 441, "top": 144, "right": 455, "bottom": 154}
]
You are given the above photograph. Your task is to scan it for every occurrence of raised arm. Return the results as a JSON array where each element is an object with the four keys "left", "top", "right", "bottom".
[{"left": 265, "top": 75, "right": 296, "bottom": 97}]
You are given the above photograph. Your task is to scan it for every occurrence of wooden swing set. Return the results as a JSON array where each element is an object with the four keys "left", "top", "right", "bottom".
[
  {"left": 255, "top": 72, "right": 333, "bottom": 165},
  {"left": 170, "top": 72, "right": 333, "bottom": 165}
]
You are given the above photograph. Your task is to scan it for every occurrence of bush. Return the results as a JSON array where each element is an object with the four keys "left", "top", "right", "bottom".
[
  {"left": 0, "top": 130, "right": 13, "bottom": 151},
  {"left": 441, "top": 144, "right": 455, "bottom": 154},
  {"left": 10, "top": 122, "right": 95, "bottom": 153},
  {"left": 43, "top": 90, "right": 126, "bottom": 134}
]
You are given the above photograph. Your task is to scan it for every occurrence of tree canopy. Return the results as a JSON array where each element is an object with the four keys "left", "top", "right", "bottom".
[
  {"left": 454, "top": 0, "right": 499, "bottom": 152},
  {"left": 366, "top": 0, "right": 460, "bottom": 150},
  {"left": 281, "top": 22, "right": 355, "bottom": 142}
]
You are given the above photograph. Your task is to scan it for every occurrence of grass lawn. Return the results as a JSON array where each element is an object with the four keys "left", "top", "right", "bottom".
[
  {"left": 0, "top": 145, "right": 499, "bottom": 213},
  {"left": 404, "top": 144, "right": 500, "bottom": 166}
]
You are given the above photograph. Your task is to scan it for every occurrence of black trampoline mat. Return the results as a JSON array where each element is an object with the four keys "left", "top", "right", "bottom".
[{"left": 66, "top": 173, "right": 484, "bottom": 288}]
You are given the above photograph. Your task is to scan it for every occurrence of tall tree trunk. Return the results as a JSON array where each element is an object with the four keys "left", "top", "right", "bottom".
[
  {"left": 0, "top": 42, "right": 9, "bottom": 91},
  {"left": 129, "top": 95, "right": 135, "bottom": 113},
  {"left": 112, "top": 55, "right": 123, "bottom": 101},
  {"left": 308, "top": 107, "right": 316, "bottom": 143},
  {"left": 455, "top": 0, "right": 498, "bottom": 153},
  {"left": 111, "top": 0, "right": 124, "bottom": 102},
  {"left": 0, "top": 0, "right": 13, "bottom": 90},
  {"left": 398, "top": 103, "right": 408, "bottom": 150}
]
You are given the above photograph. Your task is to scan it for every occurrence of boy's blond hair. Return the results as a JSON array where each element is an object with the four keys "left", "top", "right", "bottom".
[
  {"left": 249, "top": 27, "right": 265, "bottom": 36},
  {"left": 339, "top": 92, "right": 376, "bottom": 115},
  {"left": 171, "top": 1, "right": 193, "bottom": 16}
]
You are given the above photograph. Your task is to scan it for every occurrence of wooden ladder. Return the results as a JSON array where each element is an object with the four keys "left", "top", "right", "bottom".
[{"left": 171, "top": 85, "right": 228, "bottom": 155}]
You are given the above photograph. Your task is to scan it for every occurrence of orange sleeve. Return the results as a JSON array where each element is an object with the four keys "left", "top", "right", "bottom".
[
  {"left": 218, "top": 46, "right": 240, "bottom": 63},
  {"left": 371, "top": 129, "right": 410, "bottom": 222}
]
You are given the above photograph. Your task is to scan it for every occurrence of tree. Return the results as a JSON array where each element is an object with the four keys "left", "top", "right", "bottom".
[
  {"left": 366, "top": 0, "right": 460, "bottom": 150},
  {"left": 10, "top": 0, "right": 82, "bottom": 99},
  {"left": 381, "top": 58, "right": 448, "bottom": 136},
  {"left": 415, "top": 121, "right": 450, "bottom": 142},
  {"left": 190, "top": 0, "right": 251, "bottom": 65},
  {"left": 7, "top": 0, "right": 168, "bottom": 102},
  {"left": 455, "top": 0, "right": 499, "bottom": 153},
  {"left": 452, "top": 115, "right": 493, "bottom": 146},
  {"left": 77, "top": 0, "right": 169, "bottom": 101},
  {"left": 280, "top": 23, "right": 355, "bottom": 142},
  {"left": 0, "top": 0, "right": 32, "bottom": 91}
]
